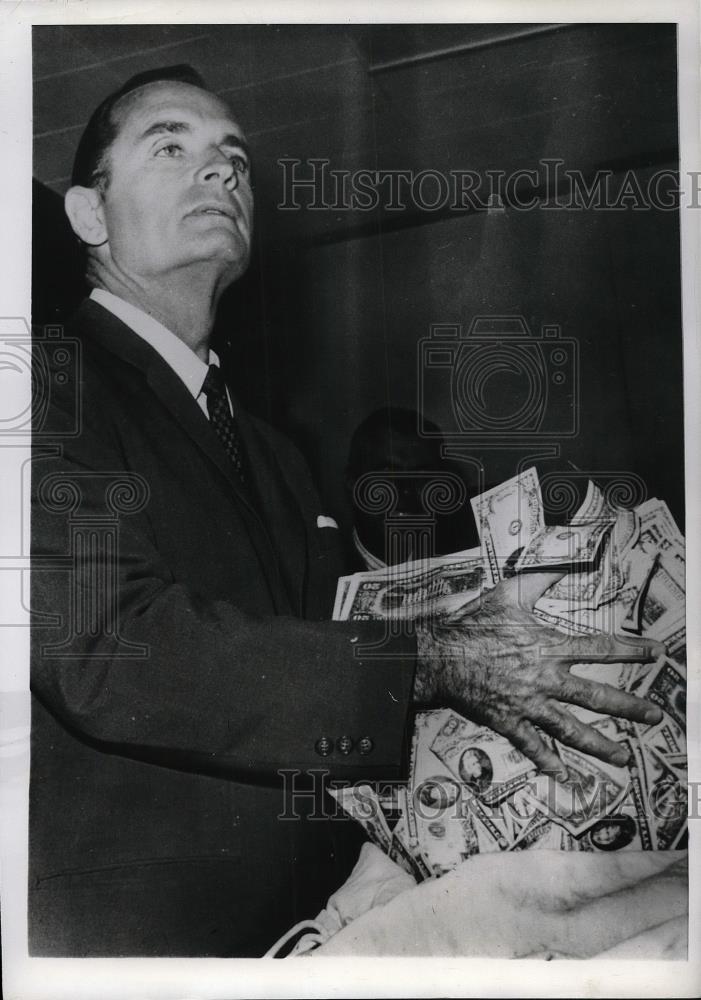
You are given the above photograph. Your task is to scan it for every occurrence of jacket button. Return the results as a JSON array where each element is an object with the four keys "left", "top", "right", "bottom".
[
  {"left": 315, "top": 736, "right": 333, "bottom": 757},
  {"left": 336, "top": 735, "right": 354, "bottom": 755},
  {"left": 357, "top": 736, "right": 374, "bottom": 755}
]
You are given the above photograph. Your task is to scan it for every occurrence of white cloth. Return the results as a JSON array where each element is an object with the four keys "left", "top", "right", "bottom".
[
  {"left": 90, "top": 288, "right": 227, "bottom": 417},
  {"left": 310, "top": 848, "right": 688, "bottom": 958},
  {"left": 264, "top": 843, "right": 415, "bottom": 957},
  {"left": 313, "top": 841, "right": 415, "bottom": 935}
]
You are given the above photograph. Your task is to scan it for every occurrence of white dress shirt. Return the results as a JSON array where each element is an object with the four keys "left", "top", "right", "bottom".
[{"left": 90, "top": 288, "right": 229, "bottom": 416}]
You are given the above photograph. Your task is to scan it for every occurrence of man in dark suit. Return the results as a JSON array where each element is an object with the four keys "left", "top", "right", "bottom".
[{"left": 29, "top": 65, "right": 663, "bottom": 957}]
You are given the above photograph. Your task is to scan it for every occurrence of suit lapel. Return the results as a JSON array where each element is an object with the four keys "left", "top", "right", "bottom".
[
  {"left": 73, "top": 299, "right": 292, "bottom": 612},
  {"left": 232, "top": 403, "right": 309, "bottom": 617}
]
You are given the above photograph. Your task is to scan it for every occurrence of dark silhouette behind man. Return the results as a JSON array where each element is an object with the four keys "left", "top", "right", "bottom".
[{"left": 346, "top": 406, "right": 478, "bottom": 567}]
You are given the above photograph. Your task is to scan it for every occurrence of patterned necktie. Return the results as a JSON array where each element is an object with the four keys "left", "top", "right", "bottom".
[{"left": 201, "top": 364, "right": 247, "bottom": 484}]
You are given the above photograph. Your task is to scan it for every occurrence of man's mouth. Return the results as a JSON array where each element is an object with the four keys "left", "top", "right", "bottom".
[{"left": 190, "top": 203, "right": 236, "bottom": 220}]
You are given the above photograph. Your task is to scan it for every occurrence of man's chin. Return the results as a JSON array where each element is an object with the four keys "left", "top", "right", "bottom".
[
  {"left": 193, "top": 238, "right": 251, "bottom": 283},
  {"left": 218, "top": 248, "right": 251, "bottom": 284}
]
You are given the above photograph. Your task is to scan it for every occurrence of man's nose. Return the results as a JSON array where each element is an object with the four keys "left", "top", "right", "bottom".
[{"left": 196, "top": 152, "right": 238, "bottom": 189}]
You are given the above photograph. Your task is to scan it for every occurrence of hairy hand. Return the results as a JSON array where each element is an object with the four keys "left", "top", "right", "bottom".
[{"left": 414, "top": 570, "right": 664, "bottom": 774}]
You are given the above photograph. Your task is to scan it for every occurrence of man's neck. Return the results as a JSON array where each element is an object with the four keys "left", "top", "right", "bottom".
[{"left": 92, "top": 263, "right": 227, "bottom": 362}]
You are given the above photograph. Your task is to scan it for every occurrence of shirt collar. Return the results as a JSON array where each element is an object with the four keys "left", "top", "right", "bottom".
[{"left": 90, "top": 288, "right": 220, "bottom": 400}]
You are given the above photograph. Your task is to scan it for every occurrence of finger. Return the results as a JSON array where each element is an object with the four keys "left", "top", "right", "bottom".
[
  {"left": 498, "top": 570, "right": 566, "bottom": 612},
  {"left": 557, "top": 673, "right": 662, "bottom": 725},
  {"left": 443, "top": 595, "right": 481, "bottom": 624},
  {"left": 495, "top": 717, "right": 567, "bottom": 779},
  {"left": 533, "top": 702, "right": 632, "bottom": 766},
  {"left": 560, "top": 632, "right": 665, "bottom": 664}
]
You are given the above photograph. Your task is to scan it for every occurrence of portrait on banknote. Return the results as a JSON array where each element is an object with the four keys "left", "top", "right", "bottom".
[{"left": 0, "top": 2, "right": 698, "bottom": 999}]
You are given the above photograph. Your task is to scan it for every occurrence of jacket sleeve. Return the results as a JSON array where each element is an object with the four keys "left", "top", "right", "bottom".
[{"left": 30, "top": 381, "right": 416, "bottom": 782}]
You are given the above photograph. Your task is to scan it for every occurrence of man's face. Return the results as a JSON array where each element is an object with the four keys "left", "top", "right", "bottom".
[
  {"left": 460, "top": 750, "right": 483, "bottom": 781},
  {"left": 594, "top": 824, "right": 620, "bottom": 846},
  {"left": 98, "top": 81, "right": 253, "bottom": 286}
]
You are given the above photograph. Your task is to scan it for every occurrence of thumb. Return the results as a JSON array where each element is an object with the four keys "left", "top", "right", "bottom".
[{"left": 497, "top": 569, "right": 567, "bottom": 612}]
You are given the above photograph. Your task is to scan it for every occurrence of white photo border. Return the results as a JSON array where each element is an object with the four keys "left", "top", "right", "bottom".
[{"left": 1, "top": 2, "right": 699, "bottom": 997}]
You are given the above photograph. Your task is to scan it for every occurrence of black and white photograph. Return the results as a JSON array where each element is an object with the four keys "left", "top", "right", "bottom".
[{"left": 0, "top": 3, "right": 699, "bottom": 997}]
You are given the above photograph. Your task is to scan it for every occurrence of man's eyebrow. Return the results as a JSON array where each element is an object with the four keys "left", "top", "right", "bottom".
[{"left": 138, "top": 120, "right": 192, "bottom": 141}]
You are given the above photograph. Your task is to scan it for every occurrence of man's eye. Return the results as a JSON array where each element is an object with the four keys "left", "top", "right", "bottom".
[
  {"left": 155, "top": 143, "right": 182, "bottom": 157},
  {"left": 229, "top": 153, "right": 249, "bottom": 173}
]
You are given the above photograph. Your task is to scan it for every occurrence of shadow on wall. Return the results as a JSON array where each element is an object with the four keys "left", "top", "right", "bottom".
[{"left": 32, "top": 179, "right": 87, "bottom": 327}]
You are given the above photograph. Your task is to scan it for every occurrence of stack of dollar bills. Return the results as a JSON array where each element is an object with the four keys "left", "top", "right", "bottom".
[{"left": 331, "top": 468, "right": 686, "bottom": 878}]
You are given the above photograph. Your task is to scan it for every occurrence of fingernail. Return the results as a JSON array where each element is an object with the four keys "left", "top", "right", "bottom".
[
  {"left": 613, "top": 749, "right": 629, "bottom": 766},
  {"left": 645, "top": 707, "right": 662, "bottom": 724}
]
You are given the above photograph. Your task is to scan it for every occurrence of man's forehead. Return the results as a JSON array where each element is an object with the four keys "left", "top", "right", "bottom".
[{"left": 115, "top": 80, "right": 243, "bottom": 139}]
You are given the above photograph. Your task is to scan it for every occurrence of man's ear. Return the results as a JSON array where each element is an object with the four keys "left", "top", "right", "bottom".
[{"left": 64, "top": 186, "right": 108, "bottom": 246}]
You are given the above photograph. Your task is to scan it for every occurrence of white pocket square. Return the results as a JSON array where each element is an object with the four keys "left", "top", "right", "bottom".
[{"left": 317, "top": 515, "right": 339, "bottom": 529}]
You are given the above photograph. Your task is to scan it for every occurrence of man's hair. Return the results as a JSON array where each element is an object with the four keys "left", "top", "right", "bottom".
[{"left": 71, "top": 64, "right": 209, "bottom": 191}]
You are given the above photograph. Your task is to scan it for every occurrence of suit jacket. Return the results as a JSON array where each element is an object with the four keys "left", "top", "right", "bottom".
[{"left": 29, "top": 299, "right": 415, "bottom": 956}]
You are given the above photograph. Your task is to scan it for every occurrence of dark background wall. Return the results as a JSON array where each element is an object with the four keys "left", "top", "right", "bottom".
[{"left": 32, "top": 23, "right": 684, "bottom": 534}]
